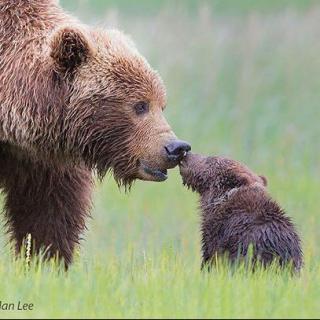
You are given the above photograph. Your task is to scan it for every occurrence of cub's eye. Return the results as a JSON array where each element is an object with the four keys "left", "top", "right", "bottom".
[{"left": 134, "top": 101, "right": 149, "bottom": 115}]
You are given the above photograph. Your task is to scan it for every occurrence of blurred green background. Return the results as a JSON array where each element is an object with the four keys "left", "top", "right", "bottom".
[{"left": 1, "top": 0, "right": 320, "bottom": 318}]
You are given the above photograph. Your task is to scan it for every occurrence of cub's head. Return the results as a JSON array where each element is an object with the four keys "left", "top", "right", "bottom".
[
  {"left": 179, "top": 153, "right": 267, "bottom": 196},
  {"left": 49, "top": 26, "right": 190, "bottom": 187}
]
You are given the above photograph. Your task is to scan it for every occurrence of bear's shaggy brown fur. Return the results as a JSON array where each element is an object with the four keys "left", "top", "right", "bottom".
[
  {"left": 0, "top": 0, "right": 190, "bottom": 266},
  {"left": 180, "top": 153, "right": 303, "bottom": 272}
]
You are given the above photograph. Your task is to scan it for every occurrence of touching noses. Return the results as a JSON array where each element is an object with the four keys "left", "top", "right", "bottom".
[{"left": 165, "top": 140, "right": 191, "bottom": 162}]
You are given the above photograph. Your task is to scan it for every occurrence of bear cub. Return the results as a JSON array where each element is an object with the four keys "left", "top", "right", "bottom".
[{"left": 180, "top": 153, "right": 303, "bottom": 272}]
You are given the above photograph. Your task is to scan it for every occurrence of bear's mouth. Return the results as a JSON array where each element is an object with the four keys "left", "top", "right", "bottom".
[{"left": 139, "top": 161, "right": 168, "bottom": 182}]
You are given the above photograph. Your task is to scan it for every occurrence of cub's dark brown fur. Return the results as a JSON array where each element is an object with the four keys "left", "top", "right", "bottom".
[{"left": 180, "top": 153, "right": 303, "bottom": 272}]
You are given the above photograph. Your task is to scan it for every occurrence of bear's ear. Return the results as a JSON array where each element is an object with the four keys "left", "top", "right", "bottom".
[
  {"left": 236, "top": 175, "right": 251, "bottom": 187},
  {"left": 259, "top": 175, "right": 268, "bottom": 186},
  {"left": 50, "top": 26, "right": 94, "bottom": 75},
  {"left": 225, "top": 172, "right": 250, "bottom": 189}
]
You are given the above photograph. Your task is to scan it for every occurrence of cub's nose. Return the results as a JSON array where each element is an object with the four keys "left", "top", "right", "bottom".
[{"left": 165, "top": 140, "right": 191, "bottom": 162}]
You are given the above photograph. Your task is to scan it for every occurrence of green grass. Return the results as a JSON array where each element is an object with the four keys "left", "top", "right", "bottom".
[
  {"left": 1, "top": 0, "right": 320, "bottom": 318},
  {"left": 1, "top": 251, "right": 320, "bottom": 318}
]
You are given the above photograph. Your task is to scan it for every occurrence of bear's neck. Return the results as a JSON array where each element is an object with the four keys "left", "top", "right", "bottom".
[
  {"left": 0, "top": 0, "right": 74, "bottom": 152},
  {"left": 0, "top": 0, "right": 70, "bottom": 35}
]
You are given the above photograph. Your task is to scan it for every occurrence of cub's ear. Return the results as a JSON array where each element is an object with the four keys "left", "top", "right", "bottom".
[
  {"left": 259, "top": 175, "right": 268, "bottom": 186},
  {"left": 225, "top": 172, "right": 250, "bottom": 189},
  {"left": 50, "top": 26, "right": 94, "bottom": 74},
  {"left": 236, "top": 174, "right": 251, "bottom": 187}
]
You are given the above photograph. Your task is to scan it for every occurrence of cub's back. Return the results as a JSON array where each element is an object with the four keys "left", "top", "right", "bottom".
[{"left": 201, "top": 186, "right": 303, "bottom": 271}]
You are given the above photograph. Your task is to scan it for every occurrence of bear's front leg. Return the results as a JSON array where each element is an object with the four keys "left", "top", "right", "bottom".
[{"left": 1, "top": 151, "right": 93, "bottom": 267}]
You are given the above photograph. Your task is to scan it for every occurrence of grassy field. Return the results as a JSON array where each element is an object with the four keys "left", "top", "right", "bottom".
[{"left": 1, "top": 0, "right": 320, "bottom": 318}]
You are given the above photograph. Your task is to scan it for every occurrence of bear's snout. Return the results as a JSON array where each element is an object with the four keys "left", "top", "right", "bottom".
[
  {"left": 165, "top": 140, "right": 191, "bottom": 163},
  {"left": 178, "top": 153, "right": 210, "bottom": 192},
  {"left": 180, "top": 153, "right": 206, "bottom": 170}
]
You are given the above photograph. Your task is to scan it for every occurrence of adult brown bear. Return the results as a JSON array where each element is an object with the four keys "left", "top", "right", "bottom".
[{"left": 0, "top": 0, "right": 190, "bottom": 266}]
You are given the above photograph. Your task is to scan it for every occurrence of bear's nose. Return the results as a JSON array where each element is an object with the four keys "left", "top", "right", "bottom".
[{"left": 165, "top": 140, "right": 191, "bottom": 161}]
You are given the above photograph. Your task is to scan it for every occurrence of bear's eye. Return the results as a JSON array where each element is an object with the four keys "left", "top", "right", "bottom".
[{"left": 134, "top": 101, "right": 149, "bottom": 115}]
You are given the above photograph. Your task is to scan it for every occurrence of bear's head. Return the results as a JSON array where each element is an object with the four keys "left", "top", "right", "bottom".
[
  {"left": 49, "top": 26, "right": 190, "bottom": 187},
  {"left": 179, "top": 153, "right": 267, "bottom": 196}
]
